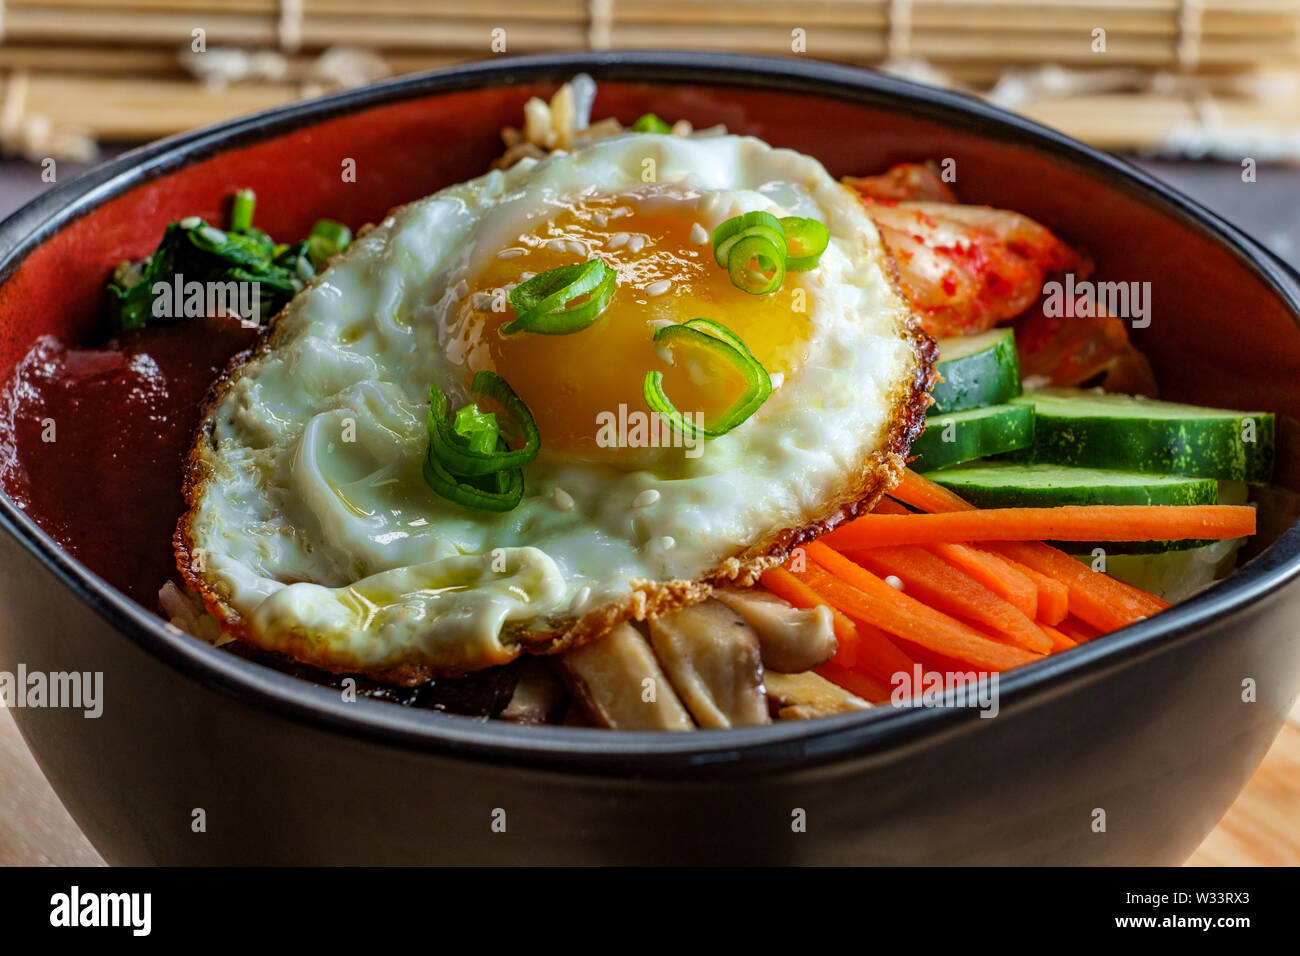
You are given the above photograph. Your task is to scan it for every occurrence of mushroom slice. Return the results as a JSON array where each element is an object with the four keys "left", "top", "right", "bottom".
[
  {"left": 560, "top": 622, "right": 695, "bottom": 731},
  {"left": 713, "top": 587, "right": 838, "bottom": 673},
  {"left": 647, "top": 600, "right": 771, "bottom": 729},
  {"left": 765, "top": 671, "right": 871, "bottom": 721},
  {"left": 498, "top": 658, "right": 568, "bottom": 725}
]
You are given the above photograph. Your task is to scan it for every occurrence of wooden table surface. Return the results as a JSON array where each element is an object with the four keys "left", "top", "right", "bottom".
[{"left": 0, "top": 157, "right": 1297, "bottom": 868}]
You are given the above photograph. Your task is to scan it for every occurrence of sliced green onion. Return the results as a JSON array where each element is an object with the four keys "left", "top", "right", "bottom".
[
  {"left": 229, "top": 189, "right": 256, "bottom": 234},
  {"left": 422, "top": 454, "right": 523, "bottom": 513},
  {"left": 679, "top": 317, "right": 762, "bottom": 360},
  {"left": 632, "top": 113, "right": 673, "bottom": 134},
  {"left": 307, "top": 219, "right": 352, "bottom": 268},
  {"left": 726, "top": 234, "right": 786, "bottom": 295},
  {"left": 710, "top": 210, "right": 787, "bottom": 269},
  {"left": 453, "top": 403, "right": 499, "bottom": 455},
  {"left": 426, "top": 371, "right": 540, "bottom": 477},
  {"left": 423, "top": 371, "right": 538, "bottom": 511},
  {"left": 504, "top": 259, "right": 617, "bottom": 335},
  {"left": 642, "top": 321, "right": 772, "bottom": 439},
  {"left": 780, "top": 216, "right": 829, "bottom": 271}
]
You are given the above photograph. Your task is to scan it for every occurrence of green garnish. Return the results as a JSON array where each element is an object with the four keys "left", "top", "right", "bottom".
[
  {"left": 779, "top": 216, "right": 830, "bottom": 271},
  {"left": 710, "top": 210, "right": 787, "bottom": 269},
  {"left": 642, "top": 319, "right": 773, "bottom": 439},
  {"left": 707, "top": 211, "right": 829, "bottom": 293},
  {"left": 105, "top": 189, "right": 353, "bottom": 333},
  {"left": 726, "top": 234, "right": 786, "bottom": 295},
  {"left": 452, "top": 403, "right": 499, "bottom": 455},
  {"left": 422, "top": 453, "right": 524, "bottom": 513},
  {"left": 423, "top": 371, "right": 539, "bottom": 512},
  {"left": 229, "top": 189, "right": 256, "bottom": 234},
  {"left": 504, "top": 259, "right": 617, "bottom": 335},
  {"left": 307, "top": 219, "right": 353, "bottom": 269},
  {"left": 632, "top": 113, "right": 673, "bottom": 134}
]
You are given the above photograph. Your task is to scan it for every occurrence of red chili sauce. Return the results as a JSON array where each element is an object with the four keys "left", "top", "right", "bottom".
[{"left": 0, "top": 318, "right": 260, "bottom": 604}]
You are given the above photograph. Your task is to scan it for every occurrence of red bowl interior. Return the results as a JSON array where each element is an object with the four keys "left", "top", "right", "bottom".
[{"left": 2, "top": 79, "right": 1298, "bottom": 419}]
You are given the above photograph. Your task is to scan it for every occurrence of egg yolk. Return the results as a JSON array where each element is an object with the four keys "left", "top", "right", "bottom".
[{"left": 451, "top": 188, "right": 813, "bottom": 459}]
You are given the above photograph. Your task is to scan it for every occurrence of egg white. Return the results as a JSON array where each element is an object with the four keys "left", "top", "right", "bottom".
[{"left": 180, "top": 132, "right": 924, "bottom": 678}]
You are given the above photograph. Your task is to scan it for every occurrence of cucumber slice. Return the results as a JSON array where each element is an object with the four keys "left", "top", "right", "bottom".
[
  {"left": 929, "top": 328, "right": 1021, "bottom": 415},
  {"left": 924, "top": 461, "right": 1219, "bottom": 508},
  {"left": 911, "top": 404, "right": 1034, "bottom": 471},
  {"left": 926, "top": 460, "right": 1222, "bottom": 553},
  {"left": 1008, "top": 388, "right": 1274, "bottom": 483},
  {"left": 1070, "top": 538, "right": 1242, "bottom": 603},
  {"left": 928, "top": 461, "right": 1237, "bottom": 554}
]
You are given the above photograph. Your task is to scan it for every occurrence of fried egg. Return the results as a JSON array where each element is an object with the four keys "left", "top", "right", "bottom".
[{"left": 178, "top": 131, "right": 932, "bottom": 682}]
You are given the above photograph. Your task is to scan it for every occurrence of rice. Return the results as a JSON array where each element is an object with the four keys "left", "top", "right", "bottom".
[
  {"left": 157, "top": 580, "right": 231, "bottom": 646},
  {"left": 493, "top": 75, "right": 724, "bottom": 170}
]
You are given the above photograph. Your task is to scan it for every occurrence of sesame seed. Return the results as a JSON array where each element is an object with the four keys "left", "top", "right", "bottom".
[
  {"left": 769, "top": 372, "right": 785, "bottom": 389},
  {"left": 552, "top": 486, "right": 575, "bottom": 512},
  {"left": 607, "top": 232, "right": 630, "bottom": 250},
  {"left": 661, "top": 536, "right": 676, "bottom": 550},
  {"left": 471, "top": 291, "right": 495, "bottom": 311},
  {"left": 633, "top": 489, "right": 660, "bottom": 508},
  {"left": 496, "top": 247, "right": 526, "bottom": 260},
  {"left": 647, "top": 318, "right": 675, "bottom": 331},
  {"left": 179, "top": 216, "right": 202, "bottom": 229},
  {"left": 885, "top": 575, "right": 905, "bottom": 591},
  {"left": 645, "top": 279, "right": 672, "bottom": 297},
  {"left": 626, "top": 234, "right": 646, "bottom": 254},
  {"left": 592, "top": 211, "right": 609, "bottom": 227},
  {"left": 547, "top": 238, "right": 568, "bottom": 253},
  {"left": 689, "top": 222, "right": 709, "bottom": 244},
  {"left": 566, "top": 239, "right": 587, "bottom": 256},
  {"left": 198, "top": 225, "right": 227, "bottom": 245}
]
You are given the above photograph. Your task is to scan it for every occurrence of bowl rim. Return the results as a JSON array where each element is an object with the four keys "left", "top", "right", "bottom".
[{"left": 2, "top": 49, "right": 1300, "bottom": 776}]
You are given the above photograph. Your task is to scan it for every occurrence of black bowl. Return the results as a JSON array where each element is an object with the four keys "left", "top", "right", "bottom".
[{"left": 1, "top": 51, "right": 1299, "bottom": 865}]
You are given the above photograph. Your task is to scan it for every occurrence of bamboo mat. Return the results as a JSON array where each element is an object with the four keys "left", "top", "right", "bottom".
[
  {"left": 3, "top": 1, "right": 1300, "bottom": 160},
  {"left": 1, "top": 697, "right": 1295, "bottom": 865}
]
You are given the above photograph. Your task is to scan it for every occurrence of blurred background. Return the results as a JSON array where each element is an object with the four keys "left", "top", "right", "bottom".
[{"left": 0, "top": 0, "right": 1297, "bottom": 865}]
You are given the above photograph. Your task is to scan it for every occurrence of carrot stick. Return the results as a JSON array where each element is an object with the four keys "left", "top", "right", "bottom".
[
  {"left": 822, "top": 505, "right": 1256, "bottom": 549},
  {"left": 887, "top": 634, "right": 991, "bottom": 678},
  {"left": 985, "top": 548, "right": 1069, "bottom": 624},
  {"left": 994, "top": 541, "right": 1168, "bottom": 633},
  {"left": 1056, "top": 615, "right": 1102, "bottom": 643},
  {"left": 798, "top": 543, "right": 1041, "bottom": 672},
  {"left": 846, "top": 544, "right": 1053, "bottom": 654},
  {"left": 891, "top": 467, "right": 1168, "bottom": 635},
  {"left": 893, "top": 468, "right": 976, "bottom": 514},
  {"left": 929, "top": 542, "right": 1038, "bottom": 619},
  {"left": 1039, "top": 624, "right": 1079, "bottom": 652},
  {"left": 875, "top": 496, "right": 1039, "bottom": 618},
  {"left": 760, "top": 567, "right": 914, "bottom": 683},
  {"left": 815, "top": 662, "right": 893, "bottom": 705},
  {"left": 847, "top": 624, "right": 916, "bottom": 680}
]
